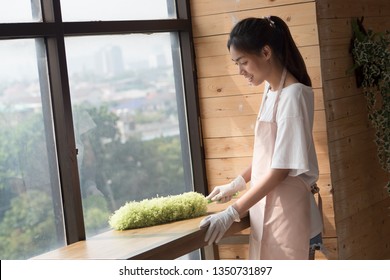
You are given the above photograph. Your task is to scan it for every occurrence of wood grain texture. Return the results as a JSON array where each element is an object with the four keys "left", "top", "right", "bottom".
[
  {"left": 317, "top": 0, "right": 390, "bottom": 259},
  {"left": 190, "top": 0, "right": 313, "bottom": 17},
  {"left": 316, "top": 0, "right": 390, "bottom": 19},
  {"left": 198, "top": 76, "right": 264, "bottom": 98},
  {"left": 192, "top": 2, "right": 317, "bottom": 37}
]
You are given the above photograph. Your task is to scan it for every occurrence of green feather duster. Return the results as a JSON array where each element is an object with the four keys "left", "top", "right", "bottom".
[{"left": 108, "top": 192, "right": 208, "bottom": 230}]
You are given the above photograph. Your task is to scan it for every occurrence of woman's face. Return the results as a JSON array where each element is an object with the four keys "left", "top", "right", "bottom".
[{"left": 229, "top": 45, "right": 270, "bottom": 86}]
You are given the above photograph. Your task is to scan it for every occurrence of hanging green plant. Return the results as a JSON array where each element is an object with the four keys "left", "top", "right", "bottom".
[{"left": 349, "top": 17, "right": 390, "bottom": 194}]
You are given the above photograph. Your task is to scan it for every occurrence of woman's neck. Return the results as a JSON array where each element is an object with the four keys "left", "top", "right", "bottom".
[
  {"left": 268, "top": 68, "right": 298, "bottom": 91},
  {"left": 268, "top": 66, "right": 285, "bottom": 91}
]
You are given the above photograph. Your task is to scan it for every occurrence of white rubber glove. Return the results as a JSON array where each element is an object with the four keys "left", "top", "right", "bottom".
[
  {"left": 199, "top": 205, "right": 240, "bottom": 245},
  {"left": 206, "top": 175, "right": 246, "bottom": 203}
]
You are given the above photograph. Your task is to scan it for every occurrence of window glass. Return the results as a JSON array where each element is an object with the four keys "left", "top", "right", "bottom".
[
  {"left": 0, "top": 39, "right": 65, "bottom": 259},
  {"left": 0, "top": 0, "right": 41, "bottom": 23},
  {"left": 61, "top": 0, "right": 176, "bottom": 22},
  {"left": 65, "top": 33, "right": 192, "bottom": 237}
]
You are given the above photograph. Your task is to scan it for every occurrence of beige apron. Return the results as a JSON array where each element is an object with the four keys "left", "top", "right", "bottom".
[{"left": 249, "top": 69, "right": 311, "bottom": 259}]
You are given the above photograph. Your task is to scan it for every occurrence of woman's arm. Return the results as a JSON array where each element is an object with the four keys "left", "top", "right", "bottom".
[
  {"left": 232, "top": 168, "right": 289, "bottom": 216},
  {"left": 240, "top": 164, "right": 252, "bottom": 184}
]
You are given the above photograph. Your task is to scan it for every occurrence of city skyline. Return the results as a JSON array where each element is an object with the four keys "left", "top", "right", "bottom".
[
  {"left": 0, "top": 33, "right": 173, "bottom": 84},
  {"left": 0, "top": 1, "right": 176, "bottom": 83}
]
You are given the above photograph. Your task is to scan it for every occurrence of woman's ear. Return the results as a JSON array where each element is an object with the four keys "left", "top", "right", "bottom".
[{"left": 262, "top": 45, "right": 272, "bottom": 61}]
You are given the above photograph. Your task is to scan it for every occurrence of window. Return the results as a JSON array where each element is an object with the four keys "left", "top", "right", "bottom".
[
  {"left": 0, "top": 38, "right": 65, "bottom": 259},
  {"left": 61, "top": 0, "right": 176, "bottom": 21},
  {"left": 0, "top": 0, "right": 206, "bottom": 259},
  {"left": 66, "top": 33, "right": 192, "bottom": 237},
  {"left": 0, "top": 0, "right": 41, "bottom": 23}
]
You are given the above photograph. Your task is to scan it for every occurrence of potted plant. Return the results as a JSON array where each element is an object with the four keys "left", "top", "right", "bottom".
[{"left": 349, "top": 17, "right": 390, "bottom": 194}]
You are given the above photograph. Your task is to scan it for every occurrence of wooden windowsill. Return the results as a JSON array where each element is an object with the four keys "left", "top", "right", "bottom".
[{"left": 32, "top": 199, "right": 249, "bottom": 260}]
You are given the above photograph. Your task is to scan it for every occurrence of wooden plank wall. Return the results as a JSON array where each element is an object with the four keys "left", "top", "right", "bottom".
[
  {"left": 190, "top": 0, "right": 336, "bottom": 259},
  {"left": 316, "top": 0, "right": 390, "bottom": 259}
]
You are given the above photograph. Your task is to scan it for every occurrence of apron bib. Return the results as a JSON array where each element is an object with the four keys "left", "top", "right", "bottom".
[{"left": 249, "top": 69, "right": 311, "bottom": 259}]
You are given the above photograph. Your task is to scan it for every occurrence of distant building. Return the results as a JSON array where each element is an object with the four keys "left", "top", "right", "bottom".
[{"left": 96, "top": 45, "right": 124, "bottom": 77}]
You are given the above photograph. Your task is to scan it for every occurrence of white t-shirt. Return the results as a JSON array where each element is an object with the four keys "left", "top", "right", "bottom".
[
  {"left": 259, "top": 82, "right": 319, "bottom": 187},
  {"left": 260, "top": 82, "right": 322, "bottom": 238}
]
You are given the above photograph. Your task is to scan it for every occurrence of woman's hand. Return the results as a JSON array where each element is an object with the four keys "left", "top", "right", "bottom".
[
  {"left": 206, "top": 175, "right": 246, "bottom": 203},
  {"left": 199, "top": 205, "right": 240, "bottom": 245}
]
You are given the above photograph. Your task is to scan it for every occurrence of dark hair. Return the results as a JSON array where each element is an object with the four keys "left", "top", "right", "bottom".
[{"left": 227, "top": 16, "right": 312, "bottom": 87}]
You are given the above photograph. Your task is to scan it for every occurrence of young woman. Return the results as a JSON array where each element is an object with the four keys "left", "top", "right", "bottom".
[{"left": 199, "top": 16, "right": 323, "bottom": 260}]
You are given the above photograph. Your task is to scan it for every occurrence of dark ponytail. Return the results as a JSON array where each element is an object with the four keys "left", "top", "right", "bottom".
[{"left": 227, "top": 16, "right": 312, "bottom": 87}]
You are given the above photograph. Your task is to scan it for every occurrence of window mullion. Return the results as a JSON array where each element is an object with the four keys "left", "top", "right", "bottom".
[
  {"left": 62, "top": 19, "right": 190, "bottom": 36},
  {"left": 35, "top": 37, "right": 66, "bottom": 245},
  {"left": 43, "top": 0, "right": 86, "bottom": 244}
]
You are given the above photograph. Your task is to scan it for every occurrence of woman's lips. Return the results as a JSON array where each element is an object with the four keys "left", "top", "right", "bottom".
[{"left": 245, "top": 75, "right": 253, "bottom": 83}]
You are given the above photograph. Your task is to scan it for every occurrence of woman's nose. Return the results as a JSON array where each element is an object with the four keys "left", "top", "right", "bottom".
[{"left": 238, "top": 65, "right": 244, "bottom": 75}]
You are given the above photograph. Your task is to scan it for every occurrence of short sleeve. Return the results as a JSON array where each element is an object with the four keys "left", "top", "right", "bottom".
[
  {"left": 270, "top": 85, "right": 314, "bottom": 177},
  {"left": 271, "top": 116, "right": 311, "bottom": 176}
]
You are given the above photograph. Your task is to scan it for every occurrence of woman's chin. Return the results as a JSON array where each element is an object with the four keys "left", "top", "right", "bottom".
[{"left": 250, "top": 80, "right": 262, "bottom": 87}]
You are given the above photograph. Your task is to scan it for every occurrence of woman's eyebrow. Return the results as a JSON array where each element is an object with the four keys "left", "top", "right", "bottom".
[{"left": 232, "top": 56, "right": 245, "bottom": 62}]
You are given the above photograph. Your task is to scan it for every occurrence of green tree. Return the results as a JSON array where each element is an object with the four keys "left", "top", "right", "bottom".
[
  {"left": 0, "top": 190, "right": 57, "bottom": 259},
  {"left": 0, "top": 103, "right": 186, "bottom": 258}
]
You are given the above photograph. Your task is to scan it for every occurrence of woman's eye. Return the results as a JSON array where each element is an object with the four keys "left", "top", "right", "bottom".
[{"left": 235, "top": 61, "right": 247, "bottom": 66}]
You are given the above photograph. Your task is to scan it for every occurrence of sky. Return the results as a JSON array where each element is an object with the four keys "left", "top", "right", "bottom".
[
  {"left": 0, "top": 0, "right": 175, "bottom": 83},
  {"left": 0, "top": 0, "right": 174, "bottom": 22},
  {"left": 60, "top": 0, "right": 173, "bottom": 21}
]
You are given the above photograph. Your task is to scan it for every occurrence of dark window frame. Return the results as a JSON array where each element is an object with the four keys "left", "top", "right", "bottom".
[{"left": 0, "top": 0, "right": 207, "bottom": 246}]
